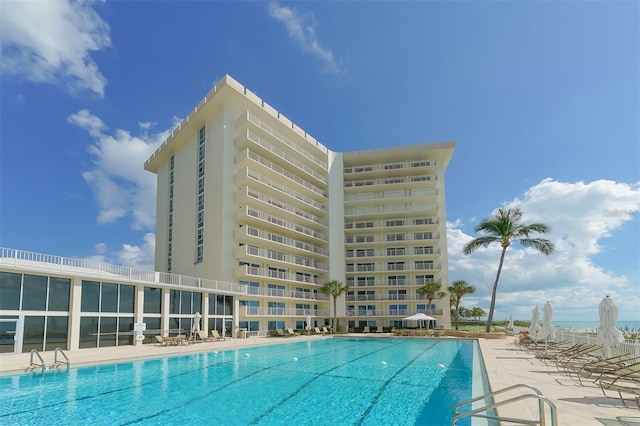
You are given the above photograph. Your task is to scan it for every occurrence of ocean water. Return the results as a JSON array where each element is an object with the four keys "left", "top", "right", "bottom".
[{"left": 554, "top": 320, "right": 640, "bottom": 331}]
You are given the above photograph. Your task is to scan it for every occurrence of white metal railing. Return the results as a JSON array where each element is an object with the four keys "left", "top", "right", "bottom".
[
  {"left": 239, "top": 226, "right": 329, "bottom": 256},
  {"left": 245, "top": 307, "right": 330, "bottom": 317},
  {"left": 555, "top": 330, "right": 640, "bottom": 356},
  {"left": 239, "top": 245, "right": 328, "bottom": 271},
  {"left": 241, "top": 205, "right": 327, "bottom": 240},
  {"left": 236, "top": 265, "right": 324, "bottom": 285},
  {"left": 243, "top": 111, "right": 328, "bottom": 170},
  {"left": 343, "top": 159, "right": 437, "bottom": 174},
  {"left": 243, "top": 168, "right": 327, "bottom": 211},
  {"left": 0, "top": 247, "right": 244, "bottom": 295},
  {"left": 241, "top": 285, "right": 329, "bottom": 301}
]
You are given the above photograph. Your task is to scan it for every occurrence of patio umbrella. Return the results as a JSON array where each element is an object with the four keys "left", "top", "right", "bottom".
[
  {"left": 539, "top": 301, "right": 556, "bottom": 342},
  {"left": 403, "top": 313, "right": 436, "bottom": 330},
  {"left": 597, "top": 296, "right": 624, "bottom": 358},
  {"left": 528, "top": 306, "right": 540, "bottom": 337},
  {"left": 508, "top": 314, "right": 514, "bottom": 330},
  {"left": 306, "top": 314, "right": 312, "bottom": 334},
  {"left": 191, "top": 312, "right": 201, "bottom": 335}
]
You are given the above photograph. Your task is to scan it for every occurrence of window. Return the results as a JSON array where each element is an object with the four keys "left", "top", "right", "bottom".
[
  {"left": 414, "top": 218, "right": 434, "bottom": 225},
  {"left": 386, "top": 220, "right": 404, "bottom": 227},
  {"left": 387, "top": 261, "right": 405, "bottom": 271},
  {"left": 386, "top": 247, "right": 405, "bottom": 256},
  {"left": 356, "top": 277, "right": 375, "bottom": 287},
  {"left": 386, "top": 233, "right": 405, "bottom": 242},
  {"left": 414, "top": 232, "right": 433, "bottom": 240},
  {"left": 387, "top": 275, "right": 406, "bottom": 286},
  {"left": 415, "top": 261, "right": 434, "bottom": 270},
  {"left": 356, "top": 249, "right": 375, "bottom": 257},
  {"left": 356, "top": 263, "right": 375, "bottom": 272},
  {"left": 414, "top": 246, "right": 434, "bottom": 255},
  {"left": 410, "top": 161, "right": 430, "bottom": 167},
  {"left": 384, "top": 163, "right": 403, "bottom": 170},
  {"left": 416, "top": 275, "right": 435, "bottom": 285},
  {"left": 195, "top": 126, "right": 206, "bottom": 263}
]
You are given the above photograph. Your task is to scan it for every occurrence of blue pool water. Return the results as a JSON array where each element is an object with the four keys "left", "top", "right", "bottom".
[{"left": 0, "top": 338, "right": 488, "bottom": 425}]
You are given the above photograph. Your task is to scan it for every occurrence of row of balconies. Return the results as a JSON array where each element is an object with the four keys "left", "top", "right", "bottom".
[
  {"left": 345, "top": 234, "right": 440, "bottom": 244},
  {"left": 345, "top": 220, "right": 439, "bottom": 231},
  {"left": 346, "top": 294, "right": 444, "bottom": 302},
  {"left": 239, "top": 206, "right": 327, "bottom": 241},
  {"left": 345, "top": 248, "right": 440, "bottom": 258},
  {"left": 236, "top": 245, "right": 328, "bottom": 271},
  {"left": 241, "top": 285, "right": 329, "bottom": 301},
  {"left": 345, "top": 263, "right": 441, "bottom": 273},
  {"left": 241, "top": 307, "right": 443, "bottom": 318},
  {"left": 344, "top": 175, "right": 437, "bottom": 189},
  {"left": 241, "top": 148, "right": 327, "bottom": 198},
  {"left": 343, "top": 160, "right": 437, "bottom": 175},
  {"left": 236, "top": 226, "right": 329, "bottom": 257},
  {"left": 346, "top": 309, "right": 443, "bottom": 317},
  {"left": 239, "top": 111, "right": 328, "bottom": 170},
  {"left": 344, "top": 204, "right": 438, "bottom": 217},
  {"left": 240, "top": 187, "right": 328, "bottom": 228},
  {"left": 235, "top": 264, "right": 325, "bottom": 285},
  {"left": 245, "top": 307, "right": 330, "bottom": 317},
  {"left": 344, "top": 188, "right": 437, "bottom": 202},
  {"left": 240, "top": 168, "right": 326, "bottom": 213},
  {"left": 347, "top": 280, "right": 438, "bottom": 287}
]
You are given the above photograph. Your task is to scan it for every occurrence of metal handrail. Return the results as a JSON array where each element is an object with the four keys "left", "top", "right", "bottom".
[
  {"left": 452, "top": 384, "right": 558, "bottom": 426},
  {"left": 29, "top": 349, "right": 46, "bottom": 370},
  {"left": 54, "top": 348, "right": 70, "bottom": 366}
]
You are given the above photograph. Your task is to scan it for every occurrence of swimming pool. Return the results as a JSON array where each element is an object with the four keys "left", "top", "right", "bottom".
[{"left": 0, "top": 338, "right": 489, "bottom": 425}]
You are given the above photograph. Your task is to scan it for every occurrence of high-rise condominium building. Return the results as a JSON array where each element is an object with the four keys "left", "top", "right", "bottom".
[{"left": 144, "top": 75, "right": 455, "bottom": 333}]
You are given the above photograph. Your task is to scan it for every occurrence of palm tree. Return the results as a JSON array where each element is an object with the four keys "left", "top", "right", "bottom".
[
  {"left": 463, "top": 207, "right": 554, "bottom": 332},
  {"left": 448, "top": 280, "right": 475, "bottom": 330},
  {"left": 416, "top": 280, "right": 446, "bottom": 328},
  {"left": 320, "top": 280, "right": 350, "bottom": 333}
]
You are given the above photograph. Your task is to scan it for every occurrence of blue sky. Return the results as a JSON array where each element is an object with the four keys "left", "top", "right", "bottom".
[{"left": 1, "top": 1, "right": 638, "bottom": 321}]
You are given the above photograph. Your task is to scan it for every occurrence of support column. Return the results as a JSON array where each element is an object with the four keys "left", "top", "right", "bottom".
[{"left": 68, "top": 278, "right": 83, "bottom": 351}]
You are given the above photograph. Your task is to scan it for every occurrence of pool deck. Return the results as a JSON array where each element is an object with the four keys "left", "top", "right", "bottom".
[{"left": 1, "top": 335, "right": 638, "bottom": 425}]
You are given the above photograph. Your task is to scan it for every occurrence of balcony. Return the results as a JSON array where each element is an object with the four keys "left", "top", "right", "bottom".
[
  {"left": 235, "top": 245, "right": 328, "bottom": 271},
  {"left": 234, "top": 264, "right": 324, "bottom": 285},
  {"left": 346, "top": 309, "right": 443, "bottom": 317},
  {"left": 235, "top": 226, "right": 329, "bottom": 257},
  {"left": 241, "top": 285, "right": 329, "bottom": 301},
  {"left": 244, "top": 307, "right": 330, "bottom": 317},
  {"left": 236, "top": 205, "right": 327, "bottom": 241}
]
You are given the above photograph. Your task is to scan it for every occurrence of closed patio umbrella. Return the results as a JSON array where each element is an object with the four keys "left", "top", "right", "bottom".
[
  {"left": 539, "top": 302, "right": 556, "bottom": 342},
  {"left": 508, "top": 314, "right": 514, "bottom": 331},
  {"left": 306, "top": 314, "right": 312, "bottom": 334},
  {"left": 528, "top": 306, "right": 540, "bottom": 337},
  {"left": 191, "top": 312, "right": 201, "bottom": 336},
  {"left": 597, "top": 296, "right": 624, "bottom": 358}
]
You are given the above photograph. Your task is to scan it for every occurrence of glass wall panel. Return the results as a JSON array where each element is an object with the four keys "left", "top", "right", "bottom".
[
  {"left": 118, "top": 317, "right": 134, "bottom": 346},
  {"left": 119, "top": 285, "right": 135, "bottom": 313},
  {"left": 0, "top": 272, "right": 21, "bottom": 310},
  {"left": 23, "top": 316, "right": 45, "bottom": 352},
  {"left": 168, "top": 317, "right": 180, "bottom": 333},
  {"left": 193, "top": 292, "right": 202, "bottom": 314},
  {"left": 0, "top": 317, "right": 18, "bottom": 354},
  {"left": 169, "top": 290, "right": 180, "bottom": 314},
  {"left": 101, "top": 283, "right": 118, "bottom": 313},
  {"left": 144, "top": 287, "right": 162, "bottom": 313},
  {"left": 181, "top": 291, "right": 192, "bottom": 314},
  {"left": 216, "top": 295, "right": 225, "bottom": 315},
  {"left": 22, "top": 275, "right": 47, "bottom": 311},
  {"left": 208, "top": 295, "right": 216, "bottom": 316},
  {"left": 45, "top": 316, "right": 68, "bottom": 351},
  {"left": 100, "top": 317, "right": 117, "bottom": 347},
  {"left": 81, "top": 281, "right": 100, "bottom": 312},
  {"left": 143, "top": 317, "right": 161, "bottom": 340},
  {"left": 48, "top": 277, "right": 70, "bottom": 311},
  {"left": 225, "top": 296, "right": 234, "bottom": 315},
  {"left": 79, "top": 317, "right": 99, "bottom": 348}
]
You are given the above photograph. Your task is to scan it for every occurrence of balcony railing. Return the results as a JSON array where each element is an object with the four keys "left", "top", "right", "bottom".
[
  {"left": 346, "top": 309, "right": 443, "bottom": 317},
  {"left": 241, "top": 285, "right": 329, "bottom": 301},
  {"left": 245, "top": 307, "right": 330, "bottom": 317},
  {"left": 237, "top": 226, "right": 329, "bottom": 256},
  {"left": 343, "top": 160, "right": 437, "bottom": 174},
  {"left": 0, "top": 247, "right": 244, "bottom": 294},
  {"left": 236, "top": 265, "right": 324, "bottom": 285},
  {"left": 239, "top": 205, "right": 327, "bottom": 240}
]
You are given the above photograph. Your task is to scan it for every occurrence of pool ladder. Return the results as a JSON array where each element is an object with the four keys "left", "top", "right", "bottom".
[
  {"left": 451, "top": 384, "right": 558, "bottom": 425},
  {"left": 28, "top": 348, "right": 70, "bottom": 372}
]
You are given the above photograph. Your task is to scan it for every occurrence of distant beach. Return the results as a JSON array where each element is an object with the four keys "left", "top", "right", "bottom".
[{"left": 554, "top": 320, "right": 640, "bottom": 332}]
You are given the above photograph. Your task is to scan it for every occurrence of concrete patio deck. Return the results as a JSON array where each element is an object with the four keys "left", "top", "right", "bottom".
[{"left": 1, "top": 334, "right": 638, "bottom": 425}]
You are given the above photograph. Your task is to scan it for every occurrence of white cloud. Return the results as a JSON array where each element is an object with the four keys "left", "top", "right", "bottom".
[
  {"left": 447, "top": 178, "right": 640, "bottom": 321},
  {"left": 0, "top": 0, "right": 110, "bottom": 96},
  {"left": 68, "top": 109, "right": 176, "bottom": 230},
  {"left": 268, "top": 2, "right": 343, "bottom": 74},
  {"left": 116, "top": 233, "right": 156, "bottom": 270}
]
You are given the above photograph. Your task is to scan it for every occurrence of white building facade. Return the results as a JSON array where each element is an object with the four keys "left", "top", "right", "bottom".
[{"left": 145, "top": 75, "right": 454, "bottom": 334}]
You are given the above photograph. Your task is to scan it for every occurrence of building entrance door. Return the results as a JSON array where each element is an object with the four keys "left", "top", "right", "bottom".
[{"left": 0, "top": 318, "right": 21, "bottom": 354}]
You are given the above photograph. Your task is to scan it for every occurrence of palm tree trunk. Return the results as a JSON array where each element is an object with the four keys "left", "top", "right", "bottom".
[{"left": 486, "top": 246, "right": 507, "bottom": 332}]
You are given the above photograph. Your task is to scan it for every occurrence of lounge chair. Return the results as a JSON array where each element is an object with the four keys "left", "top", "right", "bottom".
[
  {"left": 363, "top": 326, "right": 370, "bottom": 334},
  {"left": 322, "top": 327, "right": 330, "bottom": 334},
  {"left": 566, "top": 353, "right": 640, "bottom": 385},
  {"left": 210, "top": 329, "right": 225, "bottom": 341},
  {"left": 376, "top": 327, "right": 383, "bottom": 333},
  {"left": 286, "top": 328, "right": 299, "bottom": 337},
  {"left": 275, "top": 329, "right": 288, "bottom": 337},
  {"left": 314, "top": 327, "right": 324, "bottom": 335},
  {"left": 197, "top": 330, "right": 213, "bottom": 342},
  {"left": 154, "top": 335, "right": 167, "bottom": 346},
  {"left": 551, "top": 344, "right": 602, "bottom": 370},
  {"left": 596, "top": 362, "right": 640, "bottom": 408}
]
